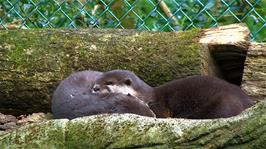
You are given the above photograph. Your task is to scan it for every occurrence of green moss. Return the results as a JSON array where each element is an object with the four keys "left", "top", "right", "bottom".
[
  {"left": 65, "top": 115, "right": 177, "bottom": 148},
  {"left": 0, "top": 29, "right": 202, "bottom": 85},
  {"left": 75, "top": 28, "right": 203, "bottom": 86},
  {"left": 0, "top": 120, "right": 68, "bottom": 148}
]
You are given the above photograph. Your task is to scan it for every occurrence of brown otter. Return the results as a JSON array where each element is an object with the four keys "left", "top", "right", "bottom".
[
  {"left": 93, "top": 70, "right": 254, "bottom": 119},
  {"left": 52, "top": 70, "right": 155, "bottom": 119}
]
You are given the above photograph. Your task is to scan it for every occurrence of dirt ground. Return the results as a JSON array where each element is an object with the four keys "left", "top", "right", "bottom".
[{"left": 0, "top": 112, "right": 53, "bottom": 132}]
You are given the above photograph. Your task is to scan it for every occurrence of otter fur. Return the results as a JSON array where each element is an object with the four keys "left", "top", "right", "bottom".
[
  {"left": 93, "top": 70, "right": 254, "bottom": 119},
  {"left": 52, "top": 70, "right": 155, "bottom": 119}
]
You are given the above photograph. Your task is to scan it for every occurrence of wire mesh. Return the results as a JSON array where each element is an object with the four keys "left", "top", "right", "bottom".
[{"left": 0, "top": 0, "right": 265, "bottom": 41}]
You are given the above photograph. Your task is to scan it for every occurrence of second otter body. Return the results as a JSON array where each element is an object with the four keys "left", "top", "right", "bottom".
[
  {"left": 151, "top": 76, "right": 253, "bottom": 118},
  {"left": 93, "top": 70, "right": 254, "bottom": 119}
]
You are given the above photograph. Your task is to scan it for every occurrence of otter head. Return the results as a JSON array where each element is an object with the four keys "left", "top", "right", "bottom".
[{"left": 92, "top": 70, "right": 143, "bottom": 97}]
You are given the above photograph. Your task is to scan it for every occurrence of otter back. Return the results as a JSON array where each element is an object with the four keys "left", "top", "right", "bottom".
[{"left": 151, "top": 75, "right": 254, "bottom": 119}]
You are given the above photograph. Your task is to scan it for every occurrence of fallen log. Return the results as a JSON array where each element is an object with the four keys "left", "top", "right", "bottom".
[
  {"left": 0, "top": 98, "right": 265, "bottom": 148},
  {"left": 0, "top": 24, "right": 250, "bottom": 115}
]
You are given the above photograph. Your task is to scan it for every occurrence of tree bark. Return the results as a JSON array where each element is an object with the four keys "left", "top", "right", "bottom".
[
  {"left": 0, "top": 24, "right": 250, "bottom": 115},
  {"left": 242, "top": 43, "right": 266, "bottom": 102},
  {"left": 0, "top": 99, "right": 265, "bottom": 148}
]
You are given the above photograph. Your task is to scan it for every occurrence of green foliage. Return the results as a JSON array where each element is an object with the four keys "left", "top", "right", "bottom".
[{"left": 0, "top": 0, "right": 265, "bottom": 41}]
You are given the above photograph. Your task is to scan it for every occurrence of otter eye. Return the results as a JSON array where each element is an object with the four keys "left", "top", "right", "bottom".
[
  {"left": 124, "top": 78, "right": 132, "bottom": 86},
  {"left": 105, "top": 81, "right": 113, "bottom": 85}
]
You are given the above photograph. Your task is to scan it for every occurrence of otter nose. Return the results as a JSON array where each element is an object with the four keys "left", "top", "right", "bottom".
[{"left": 93, "top": 84, "right": 100, "bottom": 92}]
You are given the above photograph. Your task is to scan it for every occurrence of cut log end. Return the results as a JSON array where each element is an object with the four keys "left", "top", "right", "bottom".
[{"left": 199, "top": 24, "right": 250, "bottom": 85}]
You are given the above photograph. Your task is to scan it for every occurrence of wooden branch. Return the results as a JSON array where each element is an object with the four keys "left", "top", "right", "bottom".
[{"left": 158, "top": 0, "right": 179, "bottom": 26}]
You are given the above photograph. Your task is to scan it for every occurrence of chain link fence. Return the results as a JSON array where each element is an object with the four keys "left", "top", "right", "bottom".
[{"left": 0, "top": 0, "right": 265, "bottom": 41}]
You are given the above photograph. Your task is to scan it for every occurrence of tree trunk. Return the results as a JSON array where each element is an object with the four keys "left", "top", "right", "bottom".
[
  {"left": 0, "top": 24, "right": 250, "bottom": 115},
  {"left": 0, "top": 99, "right": 265, "bottom": 148},
  {"left": 242, "top": 43, "right": 266, "bottom": 102}
]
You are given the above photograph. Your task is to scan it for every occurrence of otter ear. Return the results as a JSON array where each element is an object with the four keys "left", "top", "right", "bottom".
[{"left": 124, "top": 78, "right": 132, "bottom": 86}]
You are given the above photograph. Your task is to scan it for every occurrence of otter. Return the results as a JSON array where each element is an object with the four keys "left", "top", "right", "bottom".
[
  {"left": 93, "top": 70, "right": 254, "bottom": 119},
  {"left": 52, "top": 70, "right": 155, "bottom": 119}
]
